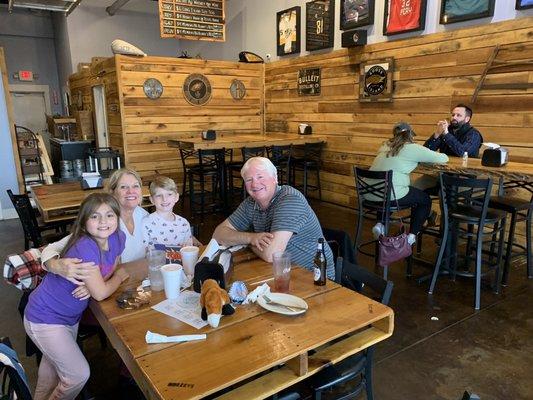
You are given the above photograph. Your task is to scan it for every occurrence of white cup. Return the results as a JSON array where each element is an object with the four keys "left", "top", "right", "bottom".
[
  {"left": 160, "top": 264, "right": 183, "bottom": 300},
  {"left": 299, "top": 123, "right": 307, "bottom": 134},
  {"left": 180, "top": 246, "right": 199, "bottom": 276}
]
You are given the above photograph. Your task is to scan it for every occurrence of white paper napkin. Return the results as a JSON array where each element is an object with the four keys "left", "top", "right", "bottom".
[
  {"left": 242, "top": 283, "right": 271, "bottom": 304},
  {"left": 145, "top": 330, "right": 206, "bottom": 344}
]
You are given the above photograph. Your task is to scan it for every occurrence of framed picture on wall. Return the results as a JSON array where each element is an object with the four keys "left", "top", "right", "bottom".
[
  {"left": 440, "top": 0, "right": 495, "bottom": 24},
  {"left": 277, "top": 6, "right": 301, "bottom": 56},
  {"left": 340, "top": 0, "right": 374, "bottom": 30},
  {"left": 516, "top": 0, "right": 533, "bottom": 10},
  {"left": 306, "top": 0, "right": 335, "bottom": 51},
  {"left": 383, "top": 0, "right": 427, "bottom": 36}
]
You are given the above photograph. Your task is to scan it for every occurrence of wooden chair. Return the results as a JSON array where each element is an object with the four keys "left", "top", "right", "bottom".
[
  {"left": 7, "top": 189, "right": 68, "bottom": 250},
  {"left": 309, "top": 258, "right": 393, "bottom": 400}
]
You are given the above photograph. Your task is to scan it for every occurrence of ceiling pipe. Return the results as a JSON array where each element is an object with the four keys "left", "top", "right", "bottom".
[{"left": 106, "top": 0, "right": 131, "bottom": 16}]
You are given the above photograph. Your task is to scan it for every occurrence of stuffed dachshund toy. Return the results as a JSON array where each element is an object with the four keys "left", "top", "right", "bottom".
[{"left": 200, "top": 279, "right": 235, "bottom": 328}]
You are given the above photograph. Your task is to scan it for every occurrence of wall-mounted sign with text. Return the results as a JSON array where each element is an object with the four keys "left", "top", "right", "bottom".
[
  {"left": 298, "top": 68, "right": 321, "bottom": 96},
  {"left": 159, "top": 0, "right": 225, "bottom": 42},
  {"left": 359, "top": 58, "right": 394, "bottom": 102}
]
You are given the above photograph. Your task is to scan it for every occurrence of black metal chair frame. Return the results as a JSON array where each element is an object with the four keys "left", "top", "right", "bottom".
[
  {"left": 268, "top": 145, "right": 293, "bottom": 185},
  {"left": 489, "top": 179, "right": 533, "bottom": 285},
  {"left": 0, "top": 337, "right": 32, "bottom": 400},
  {"left": 428, "top": 173, "right": 506, "bottom": 310},
  {"left": 291, "top": 142, "right": 323, "bottom": 199},
  {"left": 353, "top": 167, "right": 413, "bottom": 280},
  {"left": 7, "top": 189, "right": 68, "bottom": 250},
  {"left": 310, "top": 258, "right": 393, "bottom": 400}
]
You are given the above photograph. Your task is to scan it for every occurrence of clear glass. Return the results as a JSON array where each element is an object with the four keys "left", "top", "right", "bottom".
[
  {"left": 272, "top": 251, "right": 291, "bottom": 293},
  {"left": 147, "top": 249, "right": 166, "bottom": 291}
]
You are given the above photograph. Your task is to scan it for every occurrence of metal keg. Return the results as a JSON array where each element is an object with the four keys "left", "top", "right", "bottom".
[
  {"left": 72, "top": 159, "right": 85, "bottom": 177},
  {"left": 60, "top": 160, "right": 73, "bottom": 179}
]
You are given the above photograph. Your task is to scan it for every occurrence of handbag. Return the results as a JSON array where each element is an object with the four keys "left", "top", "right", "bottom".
[{"left": 377, "top": 184, "right": 412, "bottom": 267}]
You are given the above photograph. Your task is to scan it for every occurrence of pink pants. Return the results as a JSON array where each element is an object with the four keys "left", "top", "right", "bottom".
[{"left": 24, "top": 317, "right": 90, "bottom": 400}]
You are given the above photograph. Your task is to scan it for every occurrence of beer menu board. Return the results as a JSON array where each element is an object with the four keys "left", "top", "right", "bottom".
[
  {"left": 306, "top": 0, "right": 335, "bottom": 51},
  {"left": 159, "top": 0, "right": 225, "bottom": 42}
]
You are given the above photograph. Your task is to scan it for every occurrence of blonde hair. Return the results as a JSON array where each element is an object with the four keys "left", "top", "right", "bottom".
[
  {"left": 61, "top": 193, "right": 121, "bottom": 257},
  {"left": 106, "top": 168, "right": 143, "bottom": 194},
  {"left": 149, "top": 175, "right": 177, "bottom": 196},
  {"left": 385, "top": 122, "right": 416, "bottom": 157}
]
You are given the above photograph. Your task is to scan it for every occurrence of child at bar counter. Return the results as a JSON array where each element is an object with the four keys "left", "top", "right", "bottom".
[
  {"left": 141, "top": 175, "right": 200, "bottom": 249},
  {"left": 24, "top": 193, "right": 129, "bottom": 399}
]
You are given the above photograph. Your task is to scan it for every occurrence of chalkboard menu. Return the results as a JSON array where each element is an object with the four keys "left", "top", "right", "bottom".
[
  {"left": 306, "top": 0, "right": 335, "bottom": 51},
  {"left": 159, "top": 0, "right": 225, "bottom": 42}
]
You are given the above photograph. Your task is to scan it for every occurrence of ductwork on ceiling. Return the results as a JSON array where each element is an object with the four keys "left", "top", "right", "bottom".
[{"left": 7, "top": 0, "right": 83, "bottom": 16}]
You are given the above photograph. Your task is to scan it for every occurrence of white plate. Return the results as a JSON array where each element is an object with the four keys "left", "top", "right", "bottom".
[{"left": 257, "top": 293, "right": 308, "bottom": 316}]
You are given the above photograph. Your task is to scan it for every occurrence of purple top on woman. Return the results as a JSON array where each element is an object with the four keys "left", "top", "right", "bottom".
[{"left": 25, "top": 230, "right": 125, "bottom": 326}]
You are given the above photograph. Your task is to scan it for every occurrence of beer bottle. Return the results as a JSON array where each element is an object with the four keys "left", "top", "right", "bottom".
[{"left": 313, "top": 238, "right": 327, "bottom": 286}]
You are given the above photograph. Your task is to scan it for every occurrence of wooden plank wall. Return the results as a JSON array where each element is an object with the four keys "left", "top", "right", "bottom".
[
  {"left": 265, "top": 17, "right": 533, "bottom": 209},
  {"left": 69, "top": 57, "right": 119, "bottom": 143},
  {"left": 116, "top": 55, "right": 264, "bottom": 179}
]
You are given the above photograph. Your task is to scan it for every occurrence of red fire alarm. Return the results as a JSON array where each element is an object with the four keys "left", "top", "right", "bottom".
[{"left": 19, "top": 70, "right": 34, "bottom": 81}]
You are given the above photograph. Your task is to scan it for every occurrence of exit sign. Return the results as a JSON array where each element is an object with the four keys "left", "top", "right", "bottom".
[{"left": 19, "top": 70, "right": 33, "bottom": 81}]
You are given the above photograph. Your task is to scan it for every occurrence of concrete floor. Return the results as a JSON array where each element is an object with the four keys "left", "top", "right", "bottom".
[{"left": 1, "top": 199, "right": 532, "bottom": 399}]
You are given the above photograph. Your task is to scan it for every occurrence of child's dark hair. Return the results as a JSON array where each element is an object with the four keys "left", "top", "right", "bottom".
[{"left": 61, "top": 193, "right": 121, "bottom": 257}]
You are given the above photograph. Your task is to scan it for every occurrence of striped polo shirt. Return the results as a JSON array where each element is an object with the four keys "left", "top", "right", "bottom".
[{"left": 228, "top": 185, "right": 335, "bottom": 279}]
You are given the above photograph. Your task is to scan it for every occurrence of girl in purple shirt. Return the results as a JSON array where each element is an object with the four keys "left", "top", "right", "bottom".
[{"left": 24, "top": 193, "right": 129, "bottom": 400}]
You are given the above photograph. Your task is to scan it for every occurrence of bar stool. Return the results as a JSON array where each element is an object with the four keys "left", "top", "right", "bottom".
[
  {"left": 228, "top": 146, "right": 266, "bottom": 203},
  {"left": 267, "top": 144, "right": 292, "bottom": 185},
  {"left": 179, "top": 148, "right": 199, "bottom": 208},
  {"left": 291, "top": 142, "right": 324, "bottom": 199},
  {"left": 353, "top": 167, "right": 413, "bottom": 280},
  {"left": 488, "top": 180, "right": 533, "bottom": 285},
  {"left": 429, "top": 173, "right": 507, "bottom": 310},
  {"left": 187, "top": 149, "right": 223, "bottom": 221}
]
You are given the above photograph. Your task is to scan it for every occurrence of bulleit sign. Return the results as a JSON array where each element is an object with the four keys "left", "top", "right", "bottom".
[{"left": 159, "top": 0, "right": 225, "bottom": 42}]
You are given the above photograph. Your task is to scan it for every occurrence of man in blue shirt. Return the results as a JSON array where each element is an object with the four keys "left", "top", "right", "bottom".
[{"left": 424, "top": 104, "right": 483, "bottom": 157}]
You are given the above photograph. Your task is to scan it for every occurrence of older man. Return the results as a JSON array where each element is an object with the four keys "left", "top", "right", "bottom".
[
  {"left": 424, "top": 103, "right": 483, "bottom": 157},
  {"left": 213, "top": 157, "right": 335, "bottom": 280}
]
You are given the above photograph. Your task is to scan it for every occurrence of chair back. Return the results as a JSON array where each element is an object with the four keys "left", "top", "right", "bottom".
[
  {"left": 241, "top": 146, "right": 266, "bottom": 161},
  {"left": 303, "top": 142, "right": 324, "bottom": 162},
  {"left": 0, "top": 337, "right": 33, "bottom": 400},
  {"left": 268, "top": 145, "right": 292, "bottom": 165},
  {"left": 336, "top": 257, "right": 393, "bottom": 305},
  {"left": 197, "top": 149, "right": 222, "bottom": 169},
  {"left": 439, "top": 173, "right": 492, "bottom": 225},
  {"left": 6, "top": 190, "right": 42, "bottom": 249},
  {"left": 354, "top": 167, "right": 394, "bottom": 221},
  {"left": 179, "top": 148, "right": 199, "bottom": 169}
]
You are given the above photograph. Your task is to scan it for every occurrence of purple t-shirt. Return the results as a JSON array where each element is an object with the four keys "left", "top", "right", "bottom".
[{"left": 25, "top": 230, "right": 125, "bottom": 326}]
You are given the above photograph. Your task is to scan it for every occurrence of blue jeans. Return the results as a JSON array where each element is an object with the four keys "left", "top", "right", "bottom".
[{"left": 395, "top": 186, "right": 432, "bottom": 234}]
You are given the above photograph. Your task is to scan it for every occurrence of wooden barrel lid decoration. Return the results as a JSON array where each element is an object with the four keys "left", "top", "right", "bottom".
[{"left": 183, "top": 74, "right": 212, "bottom": 106}]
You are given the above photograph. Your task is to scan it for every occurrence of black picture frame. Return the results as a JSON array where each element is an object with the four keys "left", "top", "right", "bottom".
[
  {"left": 306, "top": 0, "right": 335, "bottom": 51},
  {"left": 516, "top": 0, "right": 533, "bottom": 10},
  {"left": 277, "top": 6, "right": 301, "bottom": 56},
  {"left": 440, "top": 0, "right": 495, "bottom": 24},
  {"left": 340, "top": 0, "right": 374, "bottom": 30},
  {"left": 383, "top": 0, "right": 427, "bottom": 36}
]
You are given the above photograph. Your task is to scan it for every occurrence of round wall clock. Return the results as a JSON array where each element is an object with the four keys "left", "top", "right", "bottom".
[
  {"left": 229, "top": 79, "right": 246, "bottom": 100},
  {"left": 143, "top": 78, "right": 164, "bottom": 99},
  {"left": 183, "top": 74, "right": 212, "bottom": 106}
]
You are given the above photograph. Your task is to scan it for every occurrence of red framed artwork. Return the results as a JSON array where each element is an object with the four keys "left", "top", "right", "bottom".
[{"left": 383, "top": 0, "right": 427, "bottom": 36}]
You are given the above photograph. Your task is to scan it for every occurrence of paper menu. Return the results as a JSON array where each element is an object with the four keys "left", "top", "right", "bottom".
[{"left": 151, "top": 290, "right": 207, "bottom": 330}]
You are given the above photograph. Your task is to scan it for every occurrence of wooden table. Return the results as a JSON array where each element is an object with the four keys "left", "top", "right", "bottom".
[
  {"left": 32, "top": 181, "right": 151, "bottom": 223},
  {"left": 167, "top": 133, "right": 325, "bottom": 151},
  {"left": 418, "top": 157, "right": 533, "bottom": 185},
  {"left": 90, "top": 253, "right": 394, "bottom": 400}
]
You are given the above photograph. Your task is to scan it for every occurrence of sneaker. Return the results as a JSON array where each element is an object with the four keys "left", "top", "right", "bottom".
[{"left": 372, "top": 222, "right": 385, "bottom": 239}]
